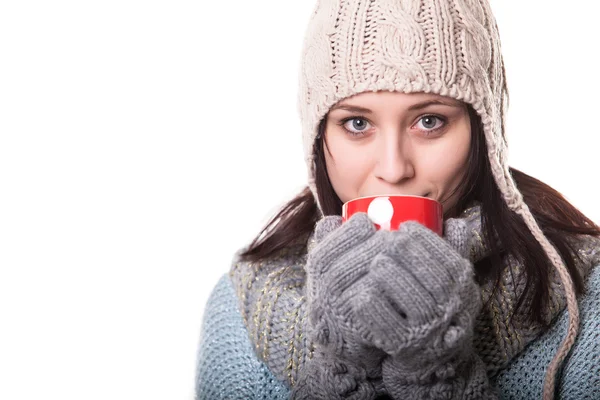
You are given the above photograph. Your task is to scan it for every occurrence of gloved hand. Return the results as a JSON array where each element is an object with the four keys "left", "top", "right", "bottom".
[
  {"left": 350, "top": 219, "right": 481, "bottom": 363},
  {"left": 304, "top": 213, "right": 390, "bottom": 366},
  {"left": 292, "top": 213, "right": 389, "bottom": 400},
  {"left": 295, "top": 212, "right": 491, "bottom": 399},
  {"left": 349, "top": 220, "right": 489, "bottom": 398}
]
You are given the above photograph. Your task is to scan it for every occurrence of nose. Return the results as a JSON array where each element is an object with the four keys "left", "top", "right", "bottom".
[{"left": 374, "top": 136, "right": 415, "bottom": 184}]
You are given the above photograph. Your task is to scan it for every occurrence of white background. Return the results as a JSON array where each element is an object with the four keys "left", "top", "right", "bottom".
[{"left": 1, "top": 1, "right": 598, "bottom": 399}]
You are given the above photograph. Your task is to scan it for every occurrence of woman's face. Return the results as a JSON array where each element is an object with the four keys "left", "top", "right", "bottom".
[{"left": 324, "top": 91, "right": 471, "bottom": 213}]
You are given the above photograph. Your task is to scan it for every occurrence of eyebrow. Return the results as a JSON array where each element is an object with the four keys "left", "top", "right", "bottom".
[{"left": 329, "top": 99, "right": 463, "bottom": 113}]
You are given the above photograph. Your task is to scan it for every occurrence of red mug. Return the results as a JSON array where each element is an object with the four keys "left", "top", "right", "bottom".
[{"left": 342, "top": 195, "right": 443, "bottom": 236}]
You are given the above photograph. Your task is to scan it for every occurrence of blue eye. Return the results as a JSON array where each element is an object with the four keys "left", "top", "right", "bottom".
[
  {"left": 338, "top": 114, "right": 447, "bottom": 138},
  {"left": 341, "top": 117, "right": 371, "bottom": 136},
  {"left": 416, "top": 115, "right": 446, "bottom": 133}
]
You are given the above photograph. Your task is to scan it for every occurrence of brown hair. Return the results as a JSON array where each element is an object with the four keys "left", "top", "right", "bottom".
[{"left": 239, "top": 104, "right": 600, "bottom": 327}]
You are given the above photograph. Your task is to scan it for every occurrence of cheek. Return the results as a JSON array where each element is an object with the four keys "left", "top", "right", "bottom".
[
  {"left": 324, "top": 136, "right": 373, "bottom": 202},
  {"left": 421, "top": 131, "right": 471, "bottom": 192}
]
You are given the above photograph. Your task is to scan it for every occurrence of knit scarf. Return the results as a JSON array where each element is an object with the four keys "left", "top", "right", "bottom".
[{"left": 229, "top": 202, "right": 600, "bottom": 388}]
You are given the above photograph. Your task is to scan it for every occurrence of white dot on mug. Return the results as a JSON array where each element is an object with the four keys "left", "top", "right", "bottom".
[{"left": 367, "top": 197, "right": 394, "bottom": 228}]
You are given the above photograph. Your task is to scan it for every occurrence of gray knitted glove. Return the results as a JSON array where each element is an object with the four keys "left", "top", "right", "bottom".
[
  {"left": 294, "top": 212, "right": 494, "bottom": 399},
  {"left": 292, "top": 213, "right": 389, "bottom": 400},
  {"left": 305, "top": 213, "right": 390, "bottom": 364},
  {"left": 353, "top": 220, "right": 496, "bottom": 399},
  {"left": 352, "top": 220, "right": 481, "bottom": 361}
]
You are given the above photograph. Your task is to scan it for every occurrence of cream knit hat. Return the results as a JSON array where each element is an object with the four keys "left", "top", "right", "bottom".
[{"left": 297, "top": 0, "right": 578, "bottom": 398}]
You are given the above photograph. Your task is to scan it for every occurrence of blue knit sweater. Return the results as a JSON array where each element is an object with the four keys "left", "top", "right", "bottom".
[{"left": 195, "top": 265, "right": 600, "bottom": 399}]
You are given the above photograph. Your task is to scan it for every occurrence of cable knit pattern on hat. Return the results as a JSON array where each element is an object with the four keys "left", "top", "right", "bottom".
[{"left": 298, "top": 0, "right": 507, "bottom": 209}]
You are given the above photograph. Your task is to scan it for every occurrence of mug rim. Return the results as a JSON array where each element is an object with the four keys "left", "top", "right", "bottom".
[{"left": 342, "top": 194, "right": 439, "bottom": 206}]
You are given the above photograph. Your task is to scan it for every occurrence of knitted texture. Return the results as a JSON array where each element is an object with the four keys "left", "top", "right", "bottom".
[
  {"left": 197, "top": 265, "right": 600, "bottom": 399},
  {"left": 292, "top": 349, "right": 383, "bottom": 400},
  {"left": 298, "top": 0, "right": 510, "bottom": 213},
  {"left": 382, "top": 351, "right": 496, "bottom": 399},
  {"left": 195, "top": 275, "right": 289, "bottom": 400},
  {"left": 229, "top": 203, "right": 600, "bottom": 395},
  {"left": 461, "top": 205, "right": 600, "bottom": 376},
  {"left": 297, "top": 1, "right": 583, "bottom": 394},
  {"left": 292, "top": 213, "right": 491, "bottom": 398},
  {"left": 229, "top": 242, "right": 311, "bottom": 387},
  {"left": 491, "top": 265, "right": 600, "bottom": 399}
]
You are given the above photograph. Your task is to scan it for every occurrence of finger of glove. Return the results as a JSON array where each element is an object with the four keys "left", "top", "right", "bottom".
[
  {"left": 322, "top": 229, "right": 389, "bottom": 301},
  {"left": 309, "top": 213, "right": 376, "bottom": 275},
  {"left": 393, "top": 221, "right": 468, "bottom": 291},
  {"left": 314, "top": 215, "right": 344, "bottom": 244},
  {"left": 375, "top": 235, "right": 479, "bottom": 340},
  {"left": 307, "top": 218, "right": 380, "bottom": 307},
  {"left": 369, "top": 251, "right": 441, "bottom": 324},
  {"left": 351, "top": 279, "right": 412, "bottom": 355}
]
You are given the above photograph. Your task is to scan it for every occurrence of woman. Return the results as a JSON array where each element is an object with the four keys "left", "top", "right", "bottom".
[{"left": 196, "top": 0, "right": 600, "bottom": 398}]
